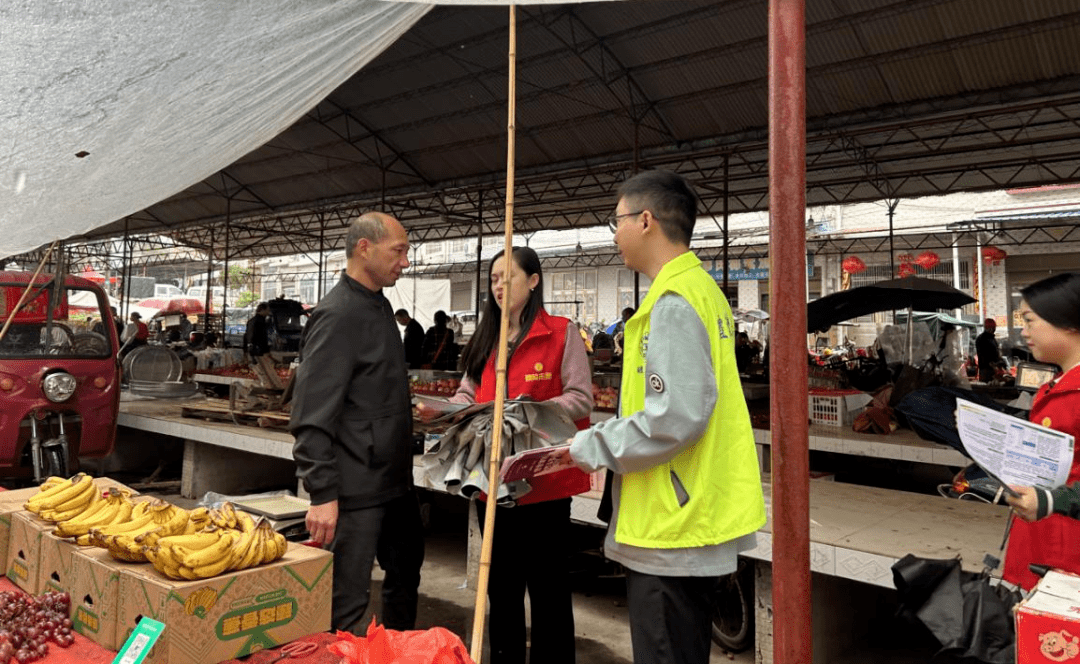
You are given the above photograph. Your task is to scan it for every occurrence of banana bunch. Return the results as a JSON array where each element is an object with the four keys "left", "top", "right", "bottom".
[
  {"left": 90, "top": 499, "right": 190, "bottom": 563},
  {"left": 146, "top": 527, "right": 240, "bottom": 580},
  {"left": 228, "top": 513, "right": 288, "bottom": 573},
  {"left": 53, "top": 487, "right": 135, "bottom": 539},
  {"left": 147, "top": 515, "right": 288, "bottom": 580},
  {"left": 25, "top": 474, "right": 100, "bottom": 522},
  {"left": 183, "top": 507, "right": 212, "bottom": 534},
  {"left": 207, "top": 502, "right": 239, "bottom": 529}
]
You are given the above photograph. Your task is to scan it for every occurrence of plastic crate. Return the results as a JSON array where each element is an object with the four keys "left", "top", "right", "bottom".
[{"left": 808, "top": 389, "right": 860, "bottom": 427}]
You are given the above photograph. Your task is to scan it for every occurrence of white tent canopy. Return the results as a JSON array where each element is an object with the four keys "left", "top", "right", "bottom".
[
  {"left": 383, "top": 277, "right": 452, "bottom": 332},
  {"left": 0, "top": 0, "right": 431, "bottom": 257},
  {"left": 0, "top": 0, "right": 615, "bottom": 258}
]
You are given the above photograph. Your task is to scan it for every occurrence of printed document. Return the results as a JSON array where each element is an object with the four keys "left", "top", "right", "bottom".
[{"left": 956, "top": 399, "right": 1073, "bottom": 490}]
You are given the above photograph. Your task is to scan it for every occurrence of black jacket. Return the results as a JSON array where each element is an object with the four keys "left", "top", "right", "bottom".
[
  {"left": 421, "top": 325, "right": 455, "bottom": 370},
  {"left": 290, "top": 273, "right": 414, "bottom": 509},
  {"left": 245, "top": 313, "right": 269, "bottom": 355},
  {"left": 403, "top": 319, "right": 425, "bottom": 368}
]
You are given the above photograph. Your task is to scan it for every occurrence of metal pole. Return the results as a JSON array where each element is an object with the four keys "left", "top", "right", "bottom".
[
  {"left": 221, "top": 201, "right": 231, "bottom": 339},
  {"left": 887, "top": 199, "right": 898, "bottom": 276},
  {"left": 769, "top": 2, "right": 811, "bottom": 664},
  {"left": 317, "top": 214, "right": 326, "bottom": 301},
  {"left": 976, "top": 237, "right": 985, "bottom": 323},
  {"left": 475, "top": 193, "right": 484, "bottom": 316},
  {"left": 723, "top": 154, "right": 730, "bottom": 297},
  {"left": 951, "top": 233, "right": 962, "bottom": 319},
  {"left": 204, "top": 227, "right": 214, "bottom": 333},
  {"left": 121, "top": 220, "right": 131, "bottom": 320}
]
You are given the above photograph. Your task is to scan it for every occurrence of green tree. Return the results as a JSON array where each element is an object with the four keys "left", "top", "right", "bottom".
[
  {"left": 235, "top": 291, "right": 258, "bottom": 308},
  {"left": 227, "top": 264, "right": 251, "bottom": 291}
]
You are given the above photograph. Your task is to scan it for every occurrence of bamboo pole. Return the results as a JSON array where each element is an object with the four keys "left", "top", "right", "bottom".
[
  {"left": 0, "top": 241, "right": 58, "bottom": 345},
  {"left": 470, "top": 5, "right": 516, "bottom": 662}
]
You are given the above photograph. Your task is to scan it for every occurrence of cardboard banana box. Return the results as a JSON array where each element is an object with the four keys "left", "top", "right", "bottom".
[
  {"left": 116, "top": 542, "right": 332, "bottom": 664},
  {"left": 0, "top": 485, "right": 56, "bottom": 575},
  {"left": 6, "top": 477, "right": 139, "bottom": 595},
  {"left": 69, "top": 546, "right": 124, "bottom": 650},
  {"left": 5, "top": 511, "right": 52, "bottom": 594}
]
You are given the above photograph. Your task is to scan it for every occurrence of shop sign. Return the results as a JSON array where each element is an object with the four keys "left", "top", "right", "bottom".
[{"left": 707, "top": 254, "right": 814, "bottom": 281}]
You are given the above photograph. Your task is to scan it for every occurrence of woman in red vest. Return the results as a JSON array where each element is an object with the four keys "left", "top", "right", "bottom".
[
  {"left": 452, "top": 246, "right": 592, "bottom": 664},
  {"left": 1003, "top": 273, "right": 1080, "bottom": 590}
]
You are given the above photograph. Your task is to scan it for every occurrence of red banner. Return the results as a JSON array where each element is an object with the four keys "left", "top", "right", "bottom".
[{"left": 0, "top": 286, "right": 68, "bottom": 323}]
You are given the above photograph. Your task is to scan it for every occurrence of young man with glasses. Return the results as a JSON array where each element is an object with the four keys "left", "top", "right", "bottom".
[{"left": 566, "top": 170, "right": 766, "bottom": 664}]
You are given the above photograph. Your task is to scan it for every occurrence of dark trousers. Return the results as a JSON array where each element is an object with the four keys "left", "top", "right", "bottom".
[
  {"left": 330, "top": 492, "right": 425, "bottom": 632},
  {"left": 625, "top": 570, "right": 716, "bottom": 664},
  {"left": 477, "top": 498, "right": 576, "bottom": 664}
]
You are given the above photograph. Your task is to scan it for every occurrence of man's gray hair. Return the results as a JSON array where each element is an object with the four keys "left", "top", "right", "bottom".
[{"left": 345, "top": 212, "right": 390, "bottom": 258}]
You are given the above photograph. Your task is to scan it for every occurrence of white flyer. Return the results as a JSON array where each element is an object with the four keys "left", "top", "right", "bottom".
[{"left": 956, "top": 399, "right": 1074, "bottom": 490}]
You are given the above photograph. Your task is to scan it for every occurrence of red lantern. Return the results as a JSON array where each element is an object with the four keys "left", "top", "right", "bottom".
[
  {"left": 914, "top": 251, "right": 940, "bottom": 270},
  {"left": 841, "top": 256, "right": 867, "bottom": 274},
  {"left": 982, "top": 246, "right": 1007, "bottom": 264},
  {"left": 898, "top": 262, "right": 916, "bottom": 278}
]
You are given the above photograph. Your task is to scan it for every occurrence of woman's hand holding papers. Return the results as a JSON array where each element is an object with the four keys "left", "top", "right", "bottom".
[{"left": 1006, "top": 485, "right": 1040, "bottom": 522}]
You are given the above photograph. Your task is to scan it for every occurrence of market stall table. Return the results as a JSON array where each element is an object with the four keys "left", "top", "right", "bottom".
[{"left": 117, "top": 398, "right": 1008, "bottom": 664}]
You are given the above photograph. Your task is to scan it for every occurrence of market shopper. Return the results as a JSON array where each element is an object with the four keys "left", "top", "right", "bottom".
[
  {"left": 445, "top": 246, "right": 592, "bottom": 664},
  {"left": 567, "top": 170, "right": 766, "bottom": 664},
  {"left": 244, "top": 302, "right": 271, "bottom": 358},
  {"left": 1000, "top": 273, "right": 1080, "bottom": 590},
  {"left": 394, "top": 308, "right": 425, "bottom": 369},
  {"left": 119, "top": 311, "right": 149, "bottom": 360},
  {"left": 976, "top": 317, "right": 1004, "bottom": 382},
  {"left": 290, "top": 211, "right": 425, "bottom": 632},
  {"left": 421, "top": 309, "right": 456, "bottom": 369}
]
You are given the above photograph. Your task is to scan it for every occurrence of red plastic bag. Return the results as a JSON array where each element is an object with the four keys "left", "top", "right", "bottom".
[{"left": 328, "top": 617, "right": 475, "bottom": 664}]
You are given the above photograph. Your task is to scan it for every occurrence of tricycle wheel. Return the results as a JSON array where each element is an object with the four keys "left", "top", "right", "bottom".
[
  {"left": 711, "top": 559, "right": 754, "bottom": 652},
  {"left": 44, "top": 445, "right": 67, "bottom": 478}
]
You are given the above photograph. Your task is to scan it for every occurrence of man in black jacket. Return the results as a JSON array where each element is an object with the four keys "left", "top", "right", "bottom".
[
  {"left": 394, "top": 308, "right": 425, "bottom": 369},
  {"left": 290, "top": 211, "right": 424, "bottom": 633},
  {"left": 976, "top": 318, "right": 1004, "bottom": 382},
  {"left": 244, "top": 302, "right": 270, "bottom": 357}
]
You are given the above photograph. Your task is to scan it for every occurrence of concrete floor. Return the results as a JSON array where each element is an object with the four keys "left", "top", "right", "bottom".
[
  {"left": 148, "top": 484, "right": 749, "bottom": 664},
  {"left": 135, "top": 482, "right": 971, "bottom": 664},
  {"left": 370, "top": 527, "right": 753, "bottom": 664}
]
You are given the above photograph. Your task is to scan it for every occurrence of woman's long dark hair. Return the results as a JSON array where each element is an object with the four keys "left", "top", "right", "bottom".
[{"left": 459, "top": 246, "right": 544, "bottom": 384}]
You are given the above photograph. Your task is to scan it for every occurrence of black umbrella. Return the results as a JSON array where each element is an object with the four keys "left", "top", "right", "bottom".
[
  {"left": 892, "top": 554, "right": 1020, "bottom": 664},
  {"left": 807, "top": 276, "right": 976, "bottom": 333}
]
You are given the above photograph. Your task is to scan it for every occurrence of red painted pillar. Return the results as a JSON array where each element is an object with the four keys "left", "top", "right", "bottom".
[{"left": 768, "top": 1, "right": 811, "bottom": 664}]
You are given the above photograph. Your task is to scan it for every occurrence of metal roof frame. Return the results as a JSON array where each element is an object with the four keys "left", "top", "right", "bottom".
[{"left": 10, "top": 0, "right": 1080, "bottom": 269}]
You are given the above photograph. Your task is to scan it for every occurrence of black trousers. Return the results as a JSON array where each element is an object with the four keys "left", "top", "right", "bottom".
[
  {"left": 329, "top": 492, "right": 425, "bottom": 632},
  {"left": 477, "top": 498, "right": 576, "bottom": 664},
  {"left": 625, "top": 570, "right": 716, "bottom": 664}
]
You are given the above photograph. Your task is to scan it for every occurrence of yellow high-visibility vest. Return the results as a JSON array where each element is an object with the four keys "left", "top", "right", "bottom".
[{"left": 616, "top": 252, "right": 766, "bottom": 548}]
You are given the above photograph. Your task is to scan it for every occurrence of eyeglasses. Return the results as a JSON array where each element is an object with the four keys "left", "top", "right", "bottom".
[{"left": 607, "top": 210, "right": 643, "bottom": 233}]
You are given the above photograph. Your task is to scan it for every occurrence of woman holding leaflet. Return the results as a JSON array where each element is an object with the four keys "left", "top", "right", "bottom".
[{"left": 1003, "top": 273, "right": 1080, "bottom": 590}]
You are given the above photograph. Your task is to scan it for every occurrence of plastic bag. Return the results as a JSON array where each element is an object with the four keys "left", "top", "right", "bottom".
[{"left": 328, "top": 617, "right": 475, "bottom": 664}]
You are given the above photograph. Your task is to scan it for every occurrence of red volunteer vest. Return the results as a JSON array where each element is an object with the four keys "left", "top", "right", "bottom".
[
  {"left": 474, "top": 309, "right": 591, "bottom": 504},
  {"left": 475, "top": 309, "right": 590, "bottom": 430},
  {"left": 1003, "top": 366, "right": 1080, "bottom": 590}
]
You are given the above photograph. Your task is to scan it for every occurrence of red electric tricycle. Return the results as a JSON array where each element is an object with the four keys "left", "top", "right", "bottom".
[{"left": 0, "top": 271, "right": 120, "bottom": 482}]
